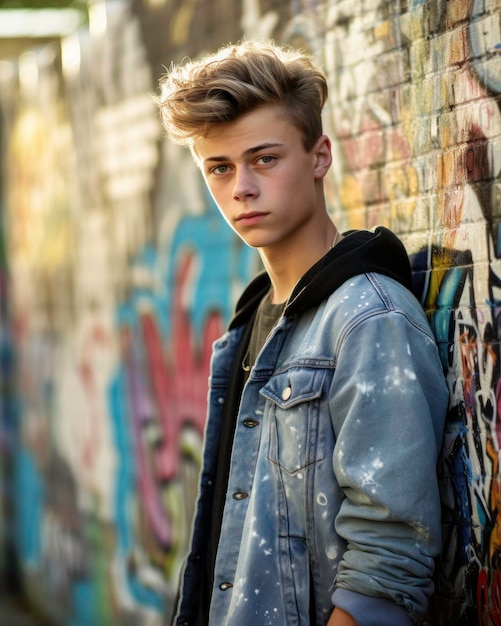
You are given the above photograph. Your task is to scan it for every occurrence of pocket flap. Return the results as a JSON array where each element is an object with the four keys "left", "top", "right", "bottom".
[{"left": 260, "top": 368, "right": 326, "bottom": 409}]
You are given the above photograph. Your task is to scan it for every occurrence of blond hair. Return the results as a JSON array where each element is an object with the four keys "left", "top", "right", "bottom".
[{"left": 156, "top": 40, "right": 328, "bottom": 151}]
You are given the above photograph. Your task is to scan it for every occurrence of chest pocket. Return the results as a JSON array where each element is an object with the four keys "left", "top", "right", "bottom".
[{"left": 260, "top": 367, "right": 327, "bottom": 474}]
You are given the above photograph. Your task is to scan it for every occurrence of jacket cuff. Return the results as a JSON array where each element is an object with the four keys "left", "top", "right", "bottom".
[{"left": 332, "top": 588, "right": 414, "bottom": 626}]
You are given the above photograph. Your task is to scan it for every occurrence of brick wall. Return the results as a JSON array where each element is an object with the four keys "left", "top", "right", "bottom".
[{"left": 0, "top": 0, "right": 499, "bottom": 624}]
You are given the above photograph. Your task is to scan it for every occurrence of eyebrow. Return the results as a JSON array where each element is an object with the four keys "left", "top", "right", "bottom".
[{"left": 203, "top": 142, "right": 285, "bottom": 164}]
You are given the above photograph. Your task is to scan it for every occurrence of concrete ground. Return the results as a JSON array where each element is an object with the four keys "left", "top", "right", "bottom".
[{"left": 0, "top": 595, "right": 49, "bottom": 626}]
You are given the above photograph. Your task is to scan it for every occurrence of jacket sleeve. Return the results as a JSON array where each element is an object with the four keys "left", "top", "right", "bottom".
[{"left": 329, "top": 307, "right": 448, "bottom": 626}]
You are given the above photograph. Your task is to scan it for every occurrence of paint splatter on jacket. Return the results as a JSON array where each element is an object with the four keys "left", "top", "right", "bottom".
[{"left": 173, "top": 227, "right": 449, "bottom": 626}]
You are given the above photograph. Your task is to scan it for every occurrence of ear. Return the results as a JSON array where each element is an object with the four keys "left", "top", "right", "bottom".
[{"left": 312, "top": 134, "right": 332, "bottom": 179}]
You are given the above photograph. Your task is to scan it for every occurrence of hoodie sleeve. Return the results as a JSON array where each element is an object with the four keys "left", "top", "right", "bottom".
[{"left": 329, "top": 294, "right": 448, "bottom": 625}]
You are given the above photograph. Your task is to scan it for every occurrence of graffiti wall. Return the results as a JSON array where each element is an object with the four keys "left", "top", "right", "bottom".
[{"left": 0, "top": 0, "right": 499, "bottom": 624}]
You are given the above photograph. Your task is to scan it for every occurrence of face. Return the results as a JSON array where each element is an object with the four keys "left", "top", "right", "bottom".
[{"left": 194, "top": 103, "right": 332, "bottom": 252}]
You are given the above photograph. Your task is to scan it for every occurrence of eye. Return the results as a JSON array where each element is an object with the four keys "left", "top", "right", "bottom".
[
  {"left": 256, "top": 155, "right": 276, "bottom": 165},
  {"left": 209, "top": 164, "right": 232, "bottom": 176}
]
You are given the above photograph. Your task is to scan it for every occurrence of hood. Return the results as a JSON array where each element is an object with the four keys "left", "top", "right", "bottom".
[{"left": 229, "top": 226, "right": 413, "bottom": 330}]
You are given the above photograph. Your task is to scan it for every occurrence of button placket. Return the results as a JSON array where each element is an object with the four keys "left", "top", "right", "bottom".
[
  {"left": 243, "top": 418, "right": 259, "bottom": 428},
  {"left": 232, "top": 491, "right": 249, "bottom": 500}
]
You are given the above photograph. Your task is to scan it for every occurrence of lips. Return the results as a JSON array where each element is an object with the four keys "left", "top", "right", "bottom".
[{"left": 235, "top": 211, "right": 268, "bottom": 226}]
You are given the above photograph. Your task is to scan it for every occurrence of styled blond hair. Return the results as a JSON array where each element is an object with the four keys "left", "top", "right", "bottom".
[{"left": 156, "top": 40, "right": 328, "bottom": 151}]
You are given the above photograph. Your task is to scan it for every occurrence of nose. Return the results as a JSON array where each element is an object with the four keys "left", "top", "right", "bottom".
[{"left": 232, "top": 167, "right": 258, "bottom": 200}]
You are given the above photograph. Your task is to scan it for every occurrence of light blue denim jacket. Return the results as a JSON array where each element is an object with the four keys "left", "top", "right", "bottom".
[{"left": 173, "top": 230, "right": 448, "bottom": 626}]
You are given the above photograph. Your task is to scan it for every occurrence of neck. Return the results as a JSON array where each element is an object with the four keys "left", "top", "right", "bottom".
[{"left": 259, "top": 219, "right": 341, "bottom": 304}]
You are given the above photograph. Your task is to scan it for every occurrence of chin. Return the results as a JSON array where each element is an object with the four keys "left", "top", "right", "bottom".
[{"left": 237, "top": 234, "right": 262, "bottom": 248}]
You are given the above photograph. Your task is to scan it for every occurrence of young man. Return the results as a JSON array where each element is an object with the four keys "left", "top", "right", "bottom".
[{"left": 157, "top": 40, "right": 448, "bottom": 626}]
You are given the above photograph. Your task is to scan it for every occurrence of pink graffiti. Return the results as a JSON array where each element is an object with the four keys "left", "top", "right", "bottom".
[
  {"left": 77, "top": 323, "right": 110, "bottom": 482},
  {"left": 339, "top": 113, "right": 385, "bottom": 172},
  {"left": 123, "top": 251, "right": 224, "bottom": 546}
]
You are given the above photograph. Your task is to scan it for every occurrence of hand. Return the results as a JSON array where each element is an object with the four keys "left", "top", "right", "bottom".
[{"left": 326, "top": 607, "right": 357, "bottom": 626}]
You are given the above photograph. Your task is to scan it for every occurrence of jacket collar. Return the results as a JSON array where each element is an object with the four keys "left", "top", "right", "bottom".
[{"left": 229, "top": 226, "right": 412, "bottom": 330}]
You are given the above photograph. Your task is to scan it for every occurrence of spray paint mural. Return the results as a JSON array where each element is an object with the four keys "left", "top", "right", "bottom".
[{"left": 0, "top": 0, "right": 499, "bottom": 624}]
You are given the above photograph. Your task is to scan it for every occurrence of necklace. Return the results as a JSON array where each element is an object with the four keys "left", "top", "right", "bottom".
[{"left": 330, "top": 229, "right": 341, "bottom": 249}]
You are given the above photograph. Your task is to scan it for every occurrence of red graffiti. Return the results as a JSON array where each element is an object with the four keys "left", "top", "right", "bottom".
[
  {"left": 123, "top": 250, "right": 224, "bottom": 547},
  {"left": 144, "top": 252, "right": 223, "bottom": 482},
  {"left": 478, "top": 568, "right": 501, "bottom": 626}
]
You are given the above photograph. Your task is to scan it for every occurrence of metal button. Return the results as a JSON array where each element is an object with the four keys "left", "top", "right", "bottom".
[
  {"left": 282, "top": 386, "right": 292, "bottom": 401},
  {"left": 243, "top": 419, "right": 259, "bottom": 428},
  {"left": 232, "top": 491, "right": 249, "bottom": 500},
  {"left": 219, "top": 582, "right": 233, "bottom": 591}
]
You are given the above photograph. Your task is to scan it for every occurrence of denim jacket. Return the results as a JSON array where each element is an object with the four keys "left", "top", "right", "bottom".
[{"left": 173, "top": 229, "right": 448, "bottom": 626}]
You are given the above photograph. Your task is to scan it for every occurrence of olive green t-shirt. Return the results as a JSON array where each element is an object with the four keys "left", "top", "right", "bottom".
[{"left": 243, "top": 292, "right": 286, "bottom": 378}]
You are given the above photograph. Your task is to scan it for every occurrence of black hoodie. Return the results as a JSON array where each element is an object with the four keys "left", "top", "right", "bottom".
[
  {"left": 198, "top": 226, "right": 413, "bottom": 625},
  {"left": 229, "top": 226, "right": 413, "bottom": 329}
]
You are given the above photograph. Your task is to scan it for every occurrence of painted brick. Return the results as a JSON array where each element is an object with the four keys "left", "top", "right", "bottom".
[
  {"left": 443, "top": 0, "right": 475, "bottom": 29},
  {"left": 409, "top": 37, "right": 431, "bottom": 81}
]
